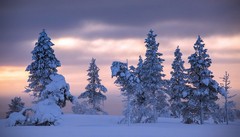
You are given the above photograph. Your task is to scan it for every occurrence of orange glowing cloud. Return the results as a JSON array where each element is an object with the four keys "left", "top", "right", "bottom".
[{"left": 0, "top": 66, "right": 28, "bottom": 97}]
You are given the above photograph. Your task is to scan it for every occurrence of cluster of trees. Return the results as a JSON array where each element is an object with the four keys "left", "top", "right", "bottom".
[
  {"left": 111, "top": 30, "right": 239, "bottom": 124},
  {"left": 6, "top": 29, "right": 239, "bottom": 126},
  {"left": 7, "top": 30, "right": 107, "bottom": 126}
]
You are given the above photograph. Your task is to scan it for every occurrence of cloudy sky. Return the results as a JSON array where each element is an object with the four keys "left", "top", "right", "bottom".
[{"left": 0, "top": 0, "right": 240, "bottom": 117}]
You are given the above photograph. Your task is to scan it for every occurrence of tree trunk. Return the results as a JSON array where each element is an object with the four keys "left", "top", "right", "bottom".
[
  {"left": 200, "top": 100, "right": 203, "bottom": 124},
  {"left": 127, "top": 95, "right": 130, "bottom": 126},
  {"left": 225, "top": 96, "right": 228, "bottom": 125}
]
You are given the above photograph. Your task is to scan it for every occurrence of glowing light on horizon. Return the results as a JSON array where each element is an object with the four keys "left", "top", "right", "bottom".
[
  {"left": 80, "top": 21, "right": 121, "bottom": 33},
  {"left": 0, "top": 66, "right": 28, "bottom": 81},
  {"left": 0, "top": 66, "right": 28, "bottom": 97},
  {"left": 54, "top": 37, "right": 80, "bottom": 50},
  {"left": 206, "top": 35, "right": 240, "bottom": 49},
  {"left": 90, "top": 38, "right": 144, "bottom": 53}
]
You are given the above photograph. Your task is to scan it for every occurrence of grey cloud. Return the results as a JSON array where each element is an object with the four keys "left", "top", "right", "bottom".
[
  {"left": 1, "top": 0, "right": 240, "bottom": 66},
  {"left": 0, "top": 41, "right": 32, "bottom": 66},
  {"left": 1, "top": 0, "right": 240, "bottom": 40}
]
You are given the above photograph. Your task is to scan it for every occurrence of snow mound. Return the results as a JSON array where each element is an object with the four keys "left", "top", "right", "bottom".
[
  {"left": 32, "top": 99, "right": 62, "bottom": 125},
  {"left": 41, "top": 74, "right": 74, "bottom": 107},
  {"left": 7, "top": 112, "right": 26, "bottom": 126},
  {"left": 7, "top": 99, "right": 62, "bottom": 126}
]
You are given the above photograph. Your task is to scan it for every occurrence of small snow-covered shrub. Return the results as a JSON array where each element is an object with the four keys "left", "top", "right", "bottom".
[
  {"left": 7, "top": 99, "right": 62, "bottom": 126},
  {"left": 6, "top": 97, "right": 25, "bottom": 118},
  {"left": 7, "top": 111, "right": 27, "bottom": 126},
  {"left": 41, "top": 74, "right": 74, "bottom": 108}
]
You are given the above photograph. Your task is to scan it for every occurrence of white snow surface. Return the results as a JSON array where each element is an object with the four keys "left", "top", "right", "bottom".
[{"left": 1, "top": 114, "right": 239, "bottom": 137}]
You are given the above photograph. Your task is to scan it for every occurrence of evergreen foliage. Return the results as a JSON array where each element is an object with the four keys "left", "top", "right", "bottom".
[
  {"left": 15, "top": 29, "right": 237, "bottom": 126},
  {"left": 139, "top": 30, "right": 168, "bottom": 122},
  {"left": 183, "top": 36, "right": 226, "bottom": 124},
  {"left": 25, "top": 29, "right": 61, "bottom": 99},
  {"left": 168, "top": 46, "right": 188, "bottom": 118},
  {"left": 6, "top": 97, "right": 25, "bottom": 118},
  {"left": 111, "top": 61, "right": 143, "bottom": 123},
  {"left": 78, "top": 58, "right": 107, "bottom": 114},
  {"left": 135, "top": 56, "right": 143, "bottom": 76},
  {"left": 220, "top": 71, "right": 237, "bottom": 124}
]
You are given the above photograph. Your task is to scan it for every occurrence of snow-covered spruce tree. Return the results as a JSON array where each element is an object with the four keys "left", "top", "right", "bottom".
[
  {"left": 130, "top": 56, "right": 166, "bottom": 122},
  {"left": 139, "top": 30, "right": 168, "bottom": 122},
  {"left": 25, "top": 29, "right": 61, "bottom": 99},
  {"left": 129, "top": 56, "right": 143, "bottom": 80},
  {"left": 25, "top": 30, "right": 74, "bottom": 108},
  {"left": 135, "top": 56, "right": 143, "bottom": 76},
  {"left": 168, "top": 46, "right": 188, "bottom": 118},
  {"left": 183, "top": 36, "right": 226, "bottom": 124},
  {"left": 78, "top": 58, "right": 107, "bottom": 115},
  {"left": 129, "top": 57, "right": 155, "bottom": 123},
  {"left": 220, "top": 71, "right": 237, "bottom": 124},
  {"left": 6, "top": 97, "right": 25, "bottom": 118},
  {"left": 111, "top": 61, "right": 145, "bottom": 124}
]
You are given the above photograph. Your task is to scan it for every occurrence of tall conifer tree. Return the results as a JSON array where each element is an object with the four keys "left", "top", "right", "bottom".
[
  {"left": 139, "top": 30, "right": 168, "bottom": 122},
  {"left": 111, "top": 61, "right": 143, "bottom": 123},
  {"left": 25, "top": 29, "right": 61, "bottom": 99},
  {"left": 169, "top": 46, "right": 188, "bottom": 118},
  {"left": 183, "top": 36, "right": 226, "bottom": 124},
  {"left": 79, "top": 58, "right": 107, "bottom": 114}
]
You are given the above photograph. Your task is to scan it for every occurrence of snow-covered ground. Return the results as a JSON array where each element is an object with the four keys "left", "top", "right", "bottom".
[{"left": 0, "top": 114, "right": 239, "bottom": 137}]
